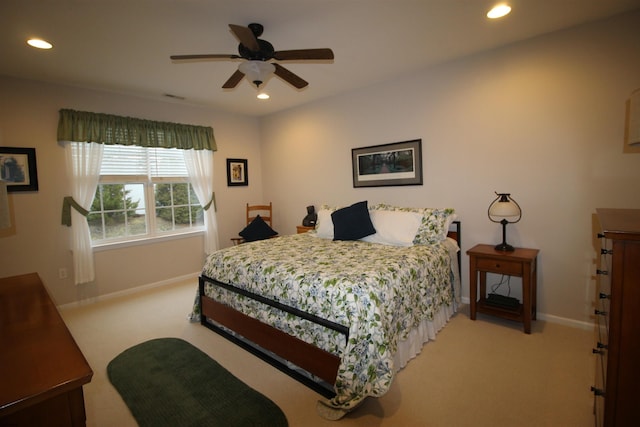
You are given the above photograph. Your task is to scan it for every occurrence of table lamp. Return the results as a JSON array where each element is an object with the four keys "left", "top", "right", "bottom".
[{"left": 488, "top": 192, "right": 521, "bottom": 251}]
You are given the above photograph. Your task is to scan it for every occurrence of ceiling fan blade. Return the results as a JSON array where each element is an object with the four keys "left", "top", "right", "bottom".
[
  {"left": 273, "top": 63, "right": 308, "bottom": 89},
  {"left": 222, "top": 69, "right": 245, "bottom": 89},
  {"left": 273, "top": 48, "right": 334, "bottom": 61},
  {"left": 229, "top": 24, "right": 260, "bottom": 52},
  {"left": 171, "top": 54, "right": 240, "bottom": 60}
]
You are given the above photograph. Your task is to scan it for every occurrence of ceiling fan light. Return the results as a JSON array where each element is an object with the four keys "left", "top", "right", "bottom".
[
  {"left": 257, "top": 92, "right": 270, "bottom": 100},
  {"left": 238, "top": 61, "right": 275, "bottom": 87}
]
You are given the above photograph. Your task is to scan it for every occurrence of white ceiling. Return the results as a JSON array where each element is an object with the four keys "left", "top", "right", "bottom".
[{"left": 2, "top": 0, "right": 640, "bottom": 117}]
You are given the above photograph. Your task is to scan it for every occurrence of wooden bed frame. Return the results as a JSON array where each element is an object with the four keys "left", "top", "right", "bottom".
[{"left": 199, "top": 221, "right": 461, "bottom": 398}]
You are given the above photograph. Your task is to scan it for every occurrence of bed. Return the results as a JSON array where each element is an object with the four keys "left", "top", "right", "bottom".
[{"left": 191, "top": 203, "right": 460, "bottom": 419}]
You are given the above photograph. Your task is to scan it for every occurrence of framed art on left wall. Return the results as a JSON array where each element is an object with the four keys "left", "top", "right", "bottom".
[{"left": 0, "top": 147, "right": 39, "bottom": 192}]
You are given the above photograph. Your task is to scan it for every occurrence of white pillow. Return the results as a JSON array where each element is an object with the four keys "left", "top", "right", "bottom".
[
  {"left": 314, "top": 209, "right": 335, "bottom": 239},
  {"left": 361, "top": 210, "right": 423, "bottom": 246},
  {"left": 371, "top": 204, "right": 457, "bottom": 244}
]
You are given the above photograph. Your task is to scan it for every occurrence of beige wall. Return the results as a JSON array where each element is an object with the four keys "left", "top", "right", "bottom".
[
  {"left": 260, "top": 11, "right": 640, "bottom": 326},
  {"left": 0, "top": 77, "right": 263, "bottom": 305},
  {"left": 1, "top": 11, "right": 639, "bottom": 324}
]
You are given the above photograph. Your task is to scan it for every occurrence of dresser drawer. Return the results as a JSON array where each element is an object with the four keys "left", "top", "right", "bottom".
[{"left": 476, "top": 258, "right": 523, "bottom": 275}]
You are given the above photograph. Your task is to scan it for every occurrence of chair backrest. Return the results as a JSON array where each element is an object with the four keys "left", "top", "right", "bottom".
[{"left": 246, "top": 202, "right": 273, "bottom": 227}]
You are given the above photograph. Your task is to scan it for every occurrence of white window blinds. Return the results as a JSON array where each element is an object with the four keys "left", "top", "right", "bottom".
[{"left": 100, "top": 145, "right": 188, "bottom": 177}]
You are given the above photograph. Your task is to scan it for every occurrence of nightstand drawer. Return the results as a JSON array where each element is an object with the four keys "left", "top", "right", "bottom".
[{"left": 476, "top": 258, "right": 523, "bottom": 275}]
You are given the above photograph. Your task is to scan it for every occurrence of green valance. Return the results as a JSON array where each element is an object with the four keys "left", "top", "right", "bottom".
[{"left": 57, "top": 109, "right": 216, "bottom": 151}]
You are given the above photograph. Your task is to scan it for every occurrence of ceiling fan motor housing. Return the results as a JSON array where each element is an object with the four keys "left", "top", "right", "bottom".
[{"left": 238, "top": 39, "right": 275, "bottom": 60}]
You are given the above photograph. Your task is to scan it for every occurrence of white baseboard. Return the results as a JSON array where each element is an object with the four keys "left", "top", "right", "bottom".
[
  {"left": 58, "top": 272, "right": 200, "bottom": 311},
  {"left": 59, "top": 278, "right": 595, "bottom": 331},
  {"left": 459, "top": 296, "right": 594, "bottom": 331},
  {"left": 537, "top": 313, "right": 594, "bottom": 330}
]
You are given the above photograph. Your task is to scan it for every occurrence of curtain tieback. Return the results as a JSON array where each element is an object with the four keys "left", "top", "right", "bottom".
[
  {"left": 203, "top": 192, "right": 216, "bottom": 212},
  {"left": 61, "top": 196, "right": 89, "bottom": 226}
]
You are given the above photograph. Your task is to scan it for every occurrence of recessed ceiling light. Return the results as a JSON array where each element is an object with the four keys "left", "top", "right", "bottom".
[
  {"left": 257, "top": 93, "right": 270, "bottom": 100},
  {"left": 27, "top": 38, "right": 53, "bottom": 49},
  {"left": 487, "top": 4, "right": 511, "bottom": 19}
]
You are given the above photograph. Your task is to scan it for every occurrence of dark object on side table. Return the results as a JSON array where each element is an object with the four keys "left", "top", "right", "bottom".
[{"left": 302, "top": 205, "right": 317, "bottom": 227}]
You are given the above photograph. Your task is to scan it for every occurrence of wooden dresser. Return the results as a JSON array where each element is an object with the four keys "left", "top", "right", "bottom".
[
  {"left": 0, "top": 273, "right": 93, "bottom": 426},
  {"left": 591, "top": 209, "right": 640, "bottom": 427}
]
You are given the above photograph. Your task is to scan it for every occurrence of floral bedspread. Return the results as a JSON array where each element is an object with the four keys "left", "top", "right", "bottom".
[{"left": 193, "top": 233, "right": 455, "bottom": 410}]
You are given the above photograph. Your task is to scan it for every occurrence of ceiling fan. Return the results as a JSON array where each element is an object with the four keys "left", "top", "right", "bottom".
[{"left": 170, "top": 23, "right": 334, "bottom": 90}]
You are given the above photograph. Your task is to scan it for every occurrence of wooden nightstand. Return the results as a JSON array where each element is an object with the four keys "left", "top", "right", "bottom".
[
  {"left": 296, "top": 225, "right": 314, "bottom": 234},
  {"left": 467, "top": 244, "right": 539, "bottom": 334}
]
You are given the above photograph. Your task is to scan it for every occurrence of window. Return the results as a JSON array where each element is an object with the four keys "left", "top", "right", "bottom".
[{"left": 87, "top": 145, "right": 203, "bottom": 244}]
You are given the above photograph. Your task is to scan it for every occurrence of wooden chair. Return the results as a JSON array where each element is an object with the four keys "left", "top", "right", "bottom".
[{"left": 231, "top": 202, "right": 277, "bottom": 245}]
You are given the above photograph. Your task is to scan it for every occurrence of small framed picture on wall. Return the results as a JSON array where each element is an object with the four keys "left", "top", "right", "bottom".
[
  {"left": 226, "top": 158, "right": 248, "bottom": 186},
  {"left": 0, "top": 147, "right": 39, "bottom": 192}
]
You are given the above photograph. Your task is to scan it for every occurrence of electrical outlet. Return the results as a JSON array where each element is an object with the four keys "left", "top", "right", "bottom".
[{"left": 58, "top": 268, "right": 68, "bottom": 279}]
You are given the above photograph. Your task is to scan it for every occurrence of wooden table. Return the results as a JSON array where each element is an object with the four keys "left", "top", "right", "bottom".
[
  {"left": 0, "top": 273, "right": 93, "bottom": 426},
  {"left": 467, "top": 244, "right": 539, "bottom": 334},
  {"left": 296, "top": 225, "right": 314, "bottom": 234}
]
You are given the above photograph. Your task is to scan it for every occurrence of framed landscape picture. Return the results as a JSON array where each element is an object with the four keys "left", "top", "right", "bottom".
[
  {"left": 226, "top": 158, "right": 248, "bottom": 186},
  {"left": 0, "top": 147, "right": 39, "bottom": 192},
  {"left": 352, "top": 139, "right": 422, "bottom": 187}
]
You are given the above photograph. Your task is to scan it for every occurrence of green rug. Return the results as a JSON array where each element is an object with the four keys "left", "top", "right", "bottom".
[{"left": 107, "top": 338, "right": 288, "bottom": 427}]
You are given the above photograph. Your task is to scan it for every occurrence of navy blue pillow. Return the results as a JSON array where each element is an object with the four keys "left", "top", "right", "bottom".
[
  {"left": 331, "top": 201, "right": 376, "bottom": 241},
  {"left": 239, "top": 215, "right": 278, "bottom": 242}
]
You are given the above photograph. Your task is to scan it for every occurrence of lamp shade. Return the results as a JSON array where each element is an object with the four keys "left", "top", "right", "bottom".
[
  {"left": 629, "top": 88, "right": 640, "bottom": 145},
  {"left": 238, "top": 61, "right": 275, "bottom": 88},
  {"left": 488, "top": 193, "right": 522, "bottom": 221},
  {"left": 489, "top": 199, "right": 520, "bottom": 217}
]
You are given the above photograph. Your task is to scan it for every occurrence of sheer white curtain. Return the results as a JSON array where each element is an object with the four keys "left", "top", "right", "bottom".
[
  {"left": 183, "top": 149, "right": 219, "bottom": 254},
  {"left": 64, "top": 141, "right": 103, "bottom": 284}
]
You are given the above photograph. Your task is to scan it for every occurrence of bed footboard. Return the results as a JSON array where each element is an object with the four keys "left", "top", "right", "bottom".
[{"left": 199, "top": 276, "right": 346, "bottom": 398}]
